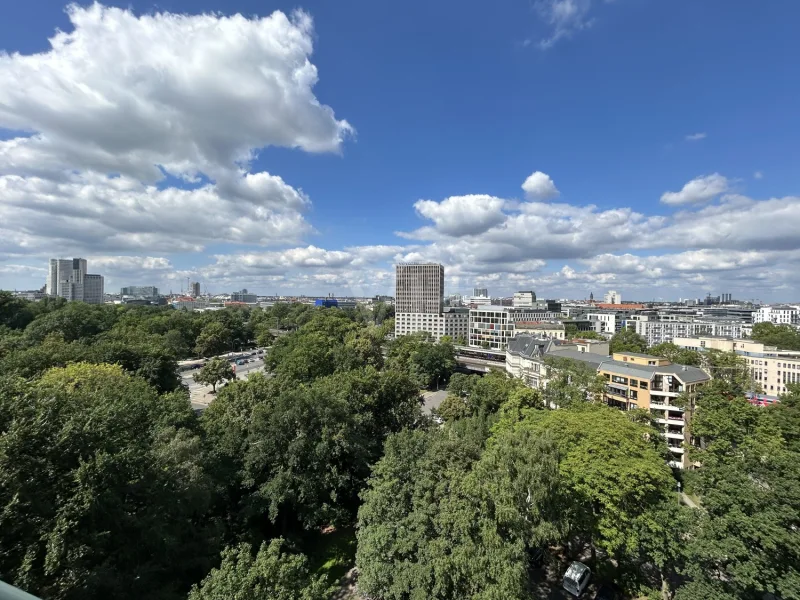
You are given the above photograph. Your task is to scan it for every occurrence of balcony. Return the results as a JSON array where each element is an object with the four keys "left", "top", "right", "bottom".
[
  {"left": 649, "top": 401, "right": 685, "bottom": 412},
  {"left": 667, "top": 445, "right": 685, "bottom": 454},
  {"left": 668, "top": 460, "right": 683, "bottom": 469},
  {"left": 605, "top": 384, "right": 628, "bottom": 397},
  {"left": 664, "top": 431, "right": 684, "bottom": 440}
]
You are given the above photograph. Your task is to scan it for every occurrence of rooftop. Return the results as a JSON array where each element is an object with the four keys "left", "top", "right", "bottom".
[
  {"left": 599, "top": 360, "right": 710, "bottom": 383},
  {"left": 546, "top": 348, "right": 609, "bottom": 369}
]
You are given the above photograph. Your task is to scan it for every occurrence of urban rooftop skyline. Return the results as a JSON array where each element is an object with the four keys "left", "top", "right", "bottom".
[{"left": 1, "top": 1, "right": 799, "bottom": 301}]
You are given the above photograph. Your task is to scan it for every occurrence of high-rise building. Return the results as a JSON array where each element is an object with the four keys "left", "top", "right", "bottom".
[
  {"left": 191, "top": 281, "right": 201, "bottom": 297},
  {"left": 473, "top": 287, "right": 489, "bottom": 298},
  {"left": 84, "top": 274, "right": 104, "bottom": 304},
  {"left": 121, "top": 286, "right": 159, "bottom": 298},
  {"left": 604, "top": 290, "right": 622, "bottom": 305},
  {"left": 394, "top": 263, "right": 445, "bottom": 339},
  {"left": 46, "top": 258, "right": 103, "bottom": 304}
]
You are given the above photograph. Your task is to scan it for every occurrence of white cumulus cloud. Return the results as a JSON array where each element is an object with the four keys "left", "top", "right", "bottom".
[
  {"left": 412, "top": 195, "right": 507, "bottom": 236},
  {"left": 660, "top": 174, "right": 729, "bottom": 206},
  {"left": 522, "top": 171, "right": 560, "bottom": 201}
]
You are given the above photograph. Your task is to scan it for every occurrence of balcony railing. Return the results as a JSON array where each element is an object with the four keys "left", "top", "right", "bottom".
[{"left": 649, "top": 402, "right": 685, "bottom": 412}]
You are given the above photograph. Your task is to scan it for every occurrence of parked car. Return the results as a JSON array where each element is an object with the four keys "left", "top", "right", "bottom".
[{"left": 563, "top": 562, "right": 591, "bottom": 597}]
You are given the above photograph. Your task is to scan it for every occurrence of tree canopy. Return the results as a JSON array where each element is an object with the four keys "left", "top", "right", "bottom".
[
  {"left": 2, "top": 293, "right": 797, "bottom": 600},
  {"left": 609, "top": 328, "right": 648, "bottom": 354}
]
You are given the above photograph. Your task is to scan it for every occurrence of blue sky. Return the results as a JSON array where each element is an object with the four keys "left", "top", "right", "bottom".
[{"left": 1, "top": 0, "right": 798, "bottom": 301}]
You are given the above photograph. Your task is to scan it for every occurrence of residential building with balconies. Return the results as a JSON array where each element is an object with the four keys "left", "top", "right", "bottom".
[{"left": 597, "top": 352, "right": 710, "bottom": 469}]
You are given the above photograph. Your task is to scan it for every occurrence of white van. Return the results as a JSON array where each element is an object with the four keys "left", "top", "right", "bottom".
[{"left": 563, "top": 561, "right": 591, "bottom": 597}]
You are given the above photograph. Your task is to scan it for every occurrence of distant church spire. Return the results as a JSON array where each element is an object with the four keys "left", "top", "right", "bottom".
[{"left": 589, "top": 291, "right": 594, "bottom": 302}]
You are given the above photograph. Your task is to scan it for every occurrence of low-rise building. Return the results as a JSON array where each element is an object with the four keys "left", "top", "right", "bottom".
[
  {"left": 505, "top": 335, "right": 606, "bottom": 390},
  {"left": 515, "top": 322, "right": 565, "bottom": 340},
  {"left": 631, "top": 316, "right": 749, "bottom": 346}
]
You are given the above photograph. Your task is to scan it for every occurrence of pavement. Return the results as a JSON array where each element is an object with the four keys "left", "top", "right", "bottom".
[
  {"left": 421, "top": 389, "right": 448, "bottom": 415},
  {"left": 182, "top": 354, "right": 267, "bottom": 411}
]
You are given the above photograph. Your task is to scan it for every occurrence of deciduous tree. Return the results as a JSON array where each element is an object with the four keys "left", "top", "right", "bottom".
[{"left": 194, "top": 357, "right": 236, "bottom": 392}]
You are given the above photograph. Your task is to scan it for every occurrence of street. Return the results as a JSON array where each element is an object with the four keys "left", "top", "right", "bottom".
[{"left": 182, "top": 353, "right": 268, "bottom": 411}]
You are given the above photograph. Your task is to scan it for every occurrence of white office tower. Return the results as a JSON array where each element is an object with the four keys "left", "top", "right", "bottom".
[
  {"left": 47, "top": 258, "right": 104, "bottom": 304},
  {"left": 604, "top": 290, "right": 622, "bottom": 304},
  {"left": 395, "top": 263, "right": 446, "bottom": 339}
]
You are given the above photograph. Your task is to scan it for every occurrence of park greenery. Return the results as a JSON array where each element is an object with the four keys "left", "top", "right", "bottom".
[{"left": 0, "top": 290, "right": 797, "bottom": 599}]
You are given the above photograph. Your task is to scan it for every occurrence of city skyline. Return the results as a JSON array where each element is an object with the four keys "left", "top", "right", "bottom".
[{"left": 1, "top": 2, "right": 799, "bottom": 301}]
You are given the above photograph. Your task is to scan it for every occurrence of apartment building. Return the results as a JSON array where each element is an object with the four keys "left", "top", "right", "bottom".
[
  {"left": 469, "top": 306, "right": 565, "bottom": 350},
  {"left": 598, "top": 352, "right": 710, "bottom": 469},
  {"left": 676, "top": 335, "right": 800, "bottom": 397},
  {"left": 394, "top": 263, "right": 446, "bottom": 339},
  {"left": 604, "top": 290, "right": 622, "bottom": 304},
  {"left": 754, "top": 305, "right": 799, "bottom": 325},
  {"left": 631, "top": 316, "right": 748, "bottom": 346},
  {"left": 46, "top": 258, "right": 104, "bottom": 304},
  {"left": 505, "top": 335, "right": 607, "bottom": 390}
]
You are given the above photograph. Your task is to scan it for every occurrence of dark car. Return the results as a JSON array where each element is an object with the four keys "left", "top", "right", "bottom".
[{"left": 594, "top": 583, "right": 622, "bottom": 600}]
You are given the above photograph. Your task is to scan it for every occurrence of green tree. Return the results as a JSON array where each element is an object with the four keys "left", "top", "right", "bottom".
[
  {"left": 0, "top": 363, "right": 217, "bottom": 600},
  {"left": 254, "top": 322, "right": 275, "bottom": 348},
  {"left": 678, "top": 386, "right": 800, "bottom": 600},
  {"left": 202, "top": 367, "right": 421, "bottom": 537},
  {"left": 387, "top": 333, "right": 456, "bottom": 389},
  {"left": 496, "top": 405, "right": 675, "bottom": 560},
  {"left": 195, "top": 321, "right": 233, "bottom": 357},
  {"left": 356, "top": 419, "right": 562, "bottom": 599},
  {"left": 188, "top": 539, "right": 332, "bottom": 600},
  {"left": 609, "top": 328, "right": 647, "bottom": 354},
  {"left": 648, "top": 342, "right": 702, "bottom": 366},
  {"left": 701, "top": 349, "right": 754, "bottom": 396},
  {"left": 542, "top": 356, "right": 606, "bottom": 408},
  {"left": 194, "top": 357, "right": 236, "bottom": 393},
  {"left": 438, "top": 371, "right": 542, "bottom": 421},
  {"left": 751, "top": 322, "right": 800, "bottom": 351}
]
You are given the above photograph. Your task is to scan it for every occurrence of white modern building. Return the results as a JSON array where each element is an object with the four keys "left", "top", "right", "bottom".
[
  {"left": 512, "top": 291, "right": 537, "bottom": 307},
  {"left": 604, "top": 290, "right": 622, "bottom": 305},
  {"left": 469, "top": 306, "right": 565, "bottom": 350},
  {"left": 47, "top": 258, "right": 104, "bottom": 304},
  {"left": 631, "top": 317, "right": 749, "bottom": 346},
  {"left": 753, "top": 305, "right": 799, "bottom": 326}
]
